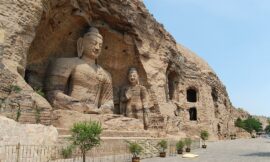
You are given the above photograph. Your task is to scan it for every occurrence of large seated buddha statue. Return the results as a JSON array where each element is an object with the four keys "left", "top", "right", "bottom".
[{"left": 45, "top": 27, "right": 114, "bottom": 114}]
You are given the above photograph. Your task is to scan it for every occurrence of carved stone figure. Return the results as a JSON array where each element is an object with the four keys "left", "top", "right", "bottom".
[
  {"left": 120, "top": 68, "right": 150, "bottom": 129},
  {"left": 46, "top": 27, "right": 113, "bottom": 114}
]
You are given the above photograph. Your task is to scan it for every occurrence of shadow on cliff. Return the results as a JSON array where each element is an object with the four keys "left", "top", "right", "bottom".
[{"left": 241, "top": 152, "right": 270, "bottom": 157}]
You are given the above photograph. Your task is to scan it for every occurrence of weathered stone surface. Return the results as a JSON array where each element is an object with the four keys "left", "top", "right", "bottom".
[
  {"left": 0, "top": 0, "right": 252, "bottom": 140},
  {"left": 0, "top": 115, "right": 58, "bottom": 145}
]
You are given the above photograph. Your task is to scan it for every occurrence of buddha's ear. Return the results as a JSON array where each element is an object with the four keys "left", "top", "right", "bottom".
[{"left": 77, "top": 37, "right": 84, "bottom": 58}]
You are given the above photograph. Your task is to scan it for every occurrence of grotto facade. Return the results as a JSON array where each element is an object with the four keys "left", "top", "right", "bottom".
[{"left": 0, "top": 0, "right": 249, "bottom": 140}]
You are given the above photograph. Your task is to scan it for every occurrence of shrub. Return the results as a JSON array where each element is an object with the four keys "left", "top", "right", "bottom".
[
  {"left": 176, "top": 140, "right": 185, "bottom": 151},
  {"left": 61, "top": 145, "right": 74, "bottom": 159},
  {"left": 70, "top": 121, "right": 102, "bottom": 162},
  {"left": 235, "top": 118, "right": 245, "bottom": 128},
  {"left": 200, "top": 130, "right": 209, "bottom": 141},
  {"left": 243, "top": 117, "right": 262, "bottom": 133},
  {"left": 128, "top": 142, "right": 143, "bottom": 158},
  {"left": 184, "top": 138, "right": 192, "bottom": 148},
  {"left": 235, "top": 117, "right": 262, "bottom": 134},
  {"left": 157, "top": 140, "right": 168, "bottom": 152}
]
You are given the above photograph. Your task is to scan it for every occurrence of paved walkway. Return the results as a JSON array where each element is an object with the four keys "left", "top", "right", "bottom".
[{"left": 142, "top": 138, "right": 270, "bottom": 162}]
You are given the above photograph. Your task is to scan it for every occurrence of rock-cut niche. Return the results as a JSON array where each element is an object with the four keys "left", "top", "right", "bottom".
[
  {"left": 166, "top": 64, "right": 180, "bottom": 102},
  {"left": 24, "top": 4, "right": 148, "bottom": 114}
]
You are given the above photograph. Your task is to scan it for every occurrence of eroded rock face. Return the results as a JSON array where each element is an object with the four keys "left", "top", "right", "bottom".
[
  {"left": 0, "top": 115, "right": 58, "bottom": 145},
  {"left": 0, "top": 0, "right": 250, "bottom": 139}
]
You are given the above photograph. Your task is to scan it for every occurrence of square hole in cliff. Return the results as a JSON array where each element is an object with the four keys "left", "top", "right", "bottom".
[{"left": 187, "top": 88, "right": 197, "bottom": 102}]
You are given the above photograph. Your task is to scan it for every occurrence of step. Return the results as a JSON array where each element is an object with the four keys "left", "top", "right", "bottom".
[{"left": 56, "top": 127, "right": 158, "bottom": 137}]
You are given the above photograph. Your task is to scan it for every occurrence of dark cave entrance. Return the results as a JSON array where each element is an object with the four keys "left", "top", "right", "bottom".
[
  {"left": 187, "top": 88, "right": 197, "bottom": 102},
  {"left": 189, "top": 107, "right": 197, "bottom": 121}
]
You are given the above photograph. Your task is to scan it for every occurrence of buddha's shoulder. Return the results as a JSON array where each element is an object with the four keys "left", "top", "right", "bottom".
[
  {"left": 53, "top": 57, "right": 84, "bottom": 65},
  {"left": 48, "top": 57, "right": 83, "bottom": 76}
]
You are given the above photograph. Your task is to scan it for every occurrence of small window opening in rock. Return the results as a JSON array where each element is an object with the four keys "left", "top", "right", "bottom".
[
  {"left": 167, "top": 71, "right": 179, "bottom": 101},
  {"left": 104, "top": 46, "right": 108, "bottom": 50},
  {"left": 68, "top": 32, "right": 72, "bottom": 35},
  {"left": 122, "top": 49, "right": 127, "bottom": 53},
  {"left": 189, "top": 107, "right": 197, "bottom": 121},
  {"left": 211, "top": 87, "right": 218, "bottom": 102},
  {"left": 187, "top": 88, "right": 197, "bottom": 102}
]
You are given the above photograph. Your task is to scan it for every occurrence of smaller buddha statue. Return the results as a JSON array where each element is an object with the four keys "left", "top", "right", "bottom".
[{"left": 120, "top": 68, "right": 150, "bottom": 129}]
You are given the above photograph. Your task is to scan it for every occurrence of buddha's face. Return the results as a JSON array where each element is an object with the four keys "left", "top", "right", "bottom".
[
  {"left": 83, "top": 36, "right": 103, "bottom": 59},
  {"left": 128, "top": 71, "right": 139, "bottom": 85}
]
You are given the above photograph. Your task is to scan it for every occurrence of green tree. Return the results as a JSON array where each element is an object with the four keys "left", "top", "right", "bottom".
[
  {"left": 243, "top": 117, "right": 262, "bottom": 133},
  {"left": 235, "top": 118, "right": 245, "bottom": 128},
  {"left": 70, "top": 121, "right": 102, "bottom": 162},
  {"left": 235, "top": 117, "right": 263, "bottom": 134}
]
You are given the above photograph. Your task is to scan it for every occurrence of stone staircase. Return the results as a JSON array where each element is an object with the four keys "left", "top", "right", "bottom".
[{"left": 127, "top": 139, "right": 160, "bottom": 159}]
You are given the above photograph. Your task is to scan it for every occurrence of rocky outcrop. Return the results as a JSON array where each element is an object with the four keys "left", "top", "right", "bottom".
[
  {"left": 0, "top": 115, "right": 58, "bottom": 145},
  {"left": 0, "top": 0, "right": 250, "bottom": 139}
]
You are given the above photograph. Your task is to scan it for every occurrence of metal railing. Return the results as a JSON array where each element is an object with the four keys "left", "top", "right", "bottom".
[{"left": 0, "top": 138, "right": 200, "bottom": 162}]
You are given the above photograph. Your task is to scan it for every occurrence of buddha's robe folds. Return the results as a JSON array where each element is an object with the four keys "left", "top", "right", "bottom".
[{"left": 46, "top": 58, "right": 113, "bottom": 113}]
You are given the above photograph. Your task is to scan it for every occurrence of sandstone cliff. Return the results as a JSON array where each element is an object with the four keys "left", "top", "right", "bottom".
[{"left": 0, "top": 0, "right": 249, "bottom": 139}]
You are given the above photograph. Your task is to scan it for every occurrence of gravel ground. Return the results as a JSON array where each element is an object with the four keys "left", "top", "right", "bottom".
[{"left": 142, "top": 138, "right": 270, "bottom": 162}]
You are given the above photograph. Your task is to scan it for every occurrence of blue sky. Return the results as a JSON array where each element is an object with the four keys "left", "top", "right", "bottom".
[{"left": 144, "top": 0, "right": 270, "bottom": 116}]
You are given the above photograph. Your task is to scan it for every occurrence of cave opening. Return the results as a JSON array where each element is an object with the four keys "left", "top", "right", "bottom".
[
  {"left": 187, "top": 88, "right": 197, "bottom": 102},
  {"left": 189, "top": 107, "right": 197, "bottom": 121},
  {"left": 25, "top": 3, "right": 149, "bottom": 114}
]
